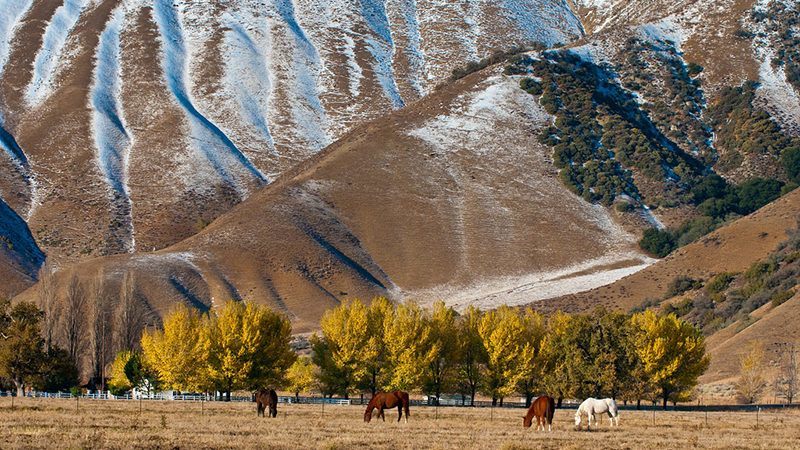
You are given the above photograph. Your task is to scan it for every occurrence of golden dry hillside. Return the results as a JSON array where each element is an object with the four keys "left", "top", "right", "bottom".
[{"left": 539, "top": 188, "right": 800, "bottom": 314}]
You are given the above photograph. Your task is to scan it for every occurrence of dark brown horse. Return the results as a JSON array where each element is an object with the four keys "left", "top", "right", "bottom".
[
  {"left": 364, "top": 391, "right": 410, "bottom": 423},
  {"left": 523, "top": 395, "right": 556, "bottom": 431},
  {"left": 255, "top": 389, "right": 278, "bottom": 417}
]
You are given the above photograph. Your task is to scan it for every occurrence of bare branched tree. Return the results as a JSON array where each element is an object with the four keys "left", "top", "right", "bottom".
[
  {"left": 89, "top": 275, "right": 113, "bottom": 391},
  {"left": 115, "top": 272, "right": 145, "bottom": 352},
  {"left": 37, "top": 262, "right": 59, "bottom": 352},
  {"left": 776, "top": 343, "right": 799, "bottom": 404},
  {"left": 62, "top": 274, "right": 89, "bottom": 367}
]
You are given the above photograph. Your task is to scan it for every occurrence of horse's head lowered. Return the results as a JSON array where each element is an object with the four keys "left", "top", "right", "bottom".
[
  {"left": 364, "top": 400, "right": 375, "bottom": 423},
  {"left": 574, "top": 409, "right": 582, "bottom": 427}
]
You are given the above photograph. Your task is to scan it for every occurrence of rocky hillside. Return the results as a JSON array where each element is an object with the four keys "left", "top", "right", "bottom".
[{"left": 0, "top": 0, "right": 583, "bottom": 262}]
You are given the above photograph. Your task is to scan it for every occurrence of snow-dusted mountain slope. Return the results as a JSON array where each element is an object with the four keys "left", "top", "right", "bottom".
[
  {"left": 18, "top": 67, "right": 651, "bottom": 332},
  {"left": 0, "top": 0, "right": 583, "bottom": 262}
]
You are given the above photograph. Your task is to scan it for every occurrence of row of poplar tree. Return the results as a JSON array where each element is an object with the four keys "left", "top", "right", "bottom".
[
  {"left": 114, "top": 298, "right": 709, "bottom": 409},
  {"left": 306, "top": 299, "right": 709, "bottom": 408}
]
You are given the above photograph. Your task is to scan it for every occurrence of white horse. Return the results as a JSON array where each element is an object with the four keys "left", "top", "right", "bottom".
[{"left": 575, "top": 398, "right": 619, "bottom": 430}]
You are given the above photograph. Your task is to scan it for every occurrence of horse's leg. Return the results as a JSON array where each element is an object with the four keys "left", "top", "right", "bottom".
[
  {"left": 379, "top": 406, "right": 385, "bottom": 422},
  {"left": 397, "top": 404, "right": 402, "bottom": 422}
]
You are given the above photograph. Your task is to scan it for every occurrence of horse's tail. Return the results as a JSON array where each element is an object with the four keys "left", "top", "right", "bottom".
[{"left": 401, "top": 391, "right": 410, "bottom": 418}]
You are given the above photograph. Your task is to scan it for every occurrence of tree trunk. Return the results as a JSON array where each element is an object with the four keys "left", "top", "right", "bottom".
[
  {"left": 525, "top": 393, "right": 533, "bottom": 407},
  {"left": 14, "top": 379, "right": 23, "bottom": 398},
  {"left": 492, "top": 396, "right": 497, "bottom": 406},
  {"left": 225, "top": 388, "right": 231, "bottom": 402},
  {"left": 557, "top": 397, "right": 563, "bottom": 408},
  {"left": 636, "top": 399, "right": 641, "bottom": 410},
  {"left": 662, "top": 388, "right": 668, "bottom": 410},
  {"left": 470, "top": 386, "right": 476, "bottom": 407},
  {"left": 499, "top": 397, "right": 504, "bottom": 407}
]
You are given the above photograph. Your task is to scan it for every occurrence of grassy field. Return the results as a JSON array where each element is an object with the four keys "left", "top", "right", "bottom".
[{"left": 0, "top": 398, "right": 798, "bottom": 449}]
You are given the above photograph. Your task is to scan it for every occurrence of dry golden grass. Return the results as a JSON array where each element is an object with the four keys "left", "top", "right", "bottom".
[{"left": 1, "top": 398, "right": 799, "bottom": 449}]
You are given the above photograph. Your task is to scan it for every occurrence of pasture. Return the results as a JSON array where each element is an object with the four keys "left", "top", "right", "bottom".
[{"left": 0, "top": 398, "right": 799, "bottom": 449}]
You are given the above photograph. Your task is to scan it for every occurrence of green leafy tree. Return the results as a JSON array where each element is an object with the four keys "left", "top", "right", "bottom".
[
  {"left": 33, "top": 348, "right": 79, "bottom": 392},
  {"left": 538, "top": 312, "right": 589, "bottom": 406},
  {"left": 639, "top": 228, "right": 677, "bottom": 257},
  {"left": 0, "top": 301, "right": 47, "bottom": 396}
]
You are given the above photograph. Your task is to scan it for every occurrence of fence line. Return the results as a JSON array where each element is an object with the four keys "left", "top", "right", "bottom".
[{"left": 1, "top": 391, "right": 798, "bottom": 412}]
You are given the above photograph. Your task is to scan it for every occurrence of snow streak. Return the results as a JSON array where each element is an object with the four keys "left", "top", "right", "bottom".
[
  {"left": 26, "top": 0, "right": 89, "bottom": 106},
  {"left": 223, "top": 19, "right": 276, "bottom": 153},
  {"left": 0, "top": 0, "right": 33, "bottom": 78},
  {"left": 152, "top": 0, "right": 267, "bottom": 190},
  {"left": 361, "top": 0, "right": 405, "bottom": 108},
  {"left": 269, "top": 0, "right": 329, "bottom": 150},
  {"left": 90, "top": 7, "right": 134, "bottom": 252}
]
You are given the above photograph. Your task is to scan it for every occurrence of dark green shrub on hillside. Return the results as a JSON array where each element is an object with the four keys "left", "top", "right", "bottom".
[
  {"left": 519, "top": 77, "right": 543, "bottom": 95},
  {"left": 782, "top": 147, "right": 800, "bottom": 183},
  {"left": 665, "top": 275, "right": 702, "bottom": 298},
  {"left": 706, "top": 273, "right": 736, "bottom": 294},
  {"left": 686, "top": 62, "right": 704, "bottom": 77},
  {"left": 639, "top": 228, "right": 677, "bottom": 257},
  {"left": 691, "top": 174, "right": 731, "bottom": 204},
  {"left": 736, "top": 178, "right": 784, "bottom": 214}
]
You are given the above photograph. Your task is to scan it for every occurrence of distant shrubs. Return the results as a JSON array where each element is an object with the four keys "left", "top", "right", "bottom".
[
  {"left": 782, "top": 147, "right": 800, "bottom": 184},
  {"left": 519, "top": 77, "right": 542, "bottom": 95},
  {"left": 640, "top": 174, "right": 789, "bottom": 256},
  {"left": 450, "top": 43, "right": 546, "bottom": 81},
  {"left": 665, "top": 276, "right": 702, "bottom": 298},
  {"left": 639, "top": 228, "right": 677, "bottom": 257},
  {"left": 706, "top": 273, "right": 736, "bottom": 295},
  {"left": 660, "top": 226, "right": 800, "bottom": 334},
  {"left": 707, "top": 82, "right": 800, "bottom": 173}
]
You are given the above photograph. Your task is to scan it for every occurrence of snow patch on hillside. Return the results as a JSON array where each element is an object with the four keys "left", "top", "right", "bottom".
[
  {"left": 152, "top": 0, "right": 267, "bottom": 192},
  {"left": 26, "top": 0, "right": 89, "bottom": 106},
  {"left": 0, "top": 0, "right": 32, "bottom": 78},
  {"left": 362, "top": 0, "right": 405, "bottom": 108},
  {"left": 267, "top": 0, "right": 330, "bottom": 151},
  {"left": 750, "top": 1, "right": 800, "bottom": 135},
  {"left": 90, "top": 7, "right": 134, "bottom": 252},
  {"left": 418, "top": 252, "right": 655, "bottom": 311},
  {"left": 222, "top": 18, "right": 277, "bottom": 153},
  {"left": 639, "top": 17, "right": 688, "bottom": 51},
  {"left": 388, "top": 0, "right": 427, "bottom": 96}
]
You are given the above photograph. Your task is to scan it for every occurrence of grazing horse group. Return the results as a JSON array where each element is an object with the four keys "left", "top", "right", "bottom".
[
  {"left": 364, "top": 391, "right": 411, "bottom": 423},
  {"left": 256, "top": 388, "right": 619, "bottom": 432}
]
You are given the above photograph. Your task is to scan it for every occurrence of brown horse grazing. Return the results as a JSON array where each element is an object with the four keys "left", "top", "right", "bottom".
[
  {"left": 364, "top": 391, "right": 410, "bottom": 423},
  {"left": 523, "top": 395, "right": 556, "bottom": 431},
  {"left": 255, "top": 389, "right": 278, "bottom": 417}
]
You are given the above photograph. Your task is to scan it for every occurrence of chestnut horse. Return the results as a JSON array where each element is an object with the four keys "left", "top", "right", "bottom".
[
  {"left": 255, "top": 389, "right": 278, "bottom": 417},
  {"left": 364, "top": 391, "right": 410, "bottom": 423},
  {"left": 523, "top": 395, "right": 556, "bottom": 431}
]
